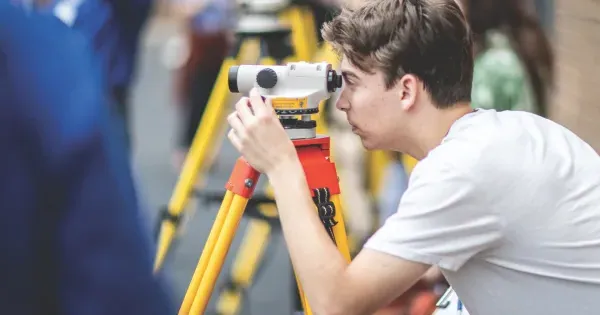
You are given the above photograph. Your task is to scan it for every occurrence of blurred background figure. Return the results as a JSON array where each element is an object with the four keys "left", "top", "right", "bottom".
[
  {"left": 166, "top": 0, "right": 235, "bottom": 170},
  {"left": 378, "top": 152, "right": 409, "bottom": 224},
  {"left": 462, "top": 0, "right": 555, "bottom": 117},
  {"left": 0, "top": 2, "right": 173, "bottom": 313},
  {"left": 35, "top": 0, "right": 154, "bottom": 152}
]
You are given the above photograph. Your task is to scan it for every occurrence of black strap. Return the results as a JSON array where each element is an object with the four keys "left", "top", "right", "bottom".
[{"left": 312, "top": 188, "right": 338, "bottom": 244}]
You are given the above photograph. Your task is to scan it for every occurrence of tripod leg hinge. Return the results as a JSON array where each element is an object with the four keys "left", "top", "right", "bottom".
[
  {"left": 312, "top": 187, "right": 338, "bottom": 244},
  {"left": 225, "top": 157, "right": 261, "bottom": 198},
  {"left": 223, "top": 279, "right": 245, "bottom": 293}
]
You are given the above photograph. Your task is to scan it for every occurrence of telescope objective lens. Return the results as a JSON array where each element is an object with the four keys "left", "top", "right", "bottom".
[{"left": 228, "top": 66, "right": 239, "bottom": 93}]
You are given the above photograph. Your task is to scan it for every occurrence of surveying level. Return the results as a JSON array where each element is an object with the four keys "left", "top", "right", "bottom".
[
  {"left": 178, "top": 61, "right": 352, "bottom": 315},
  {"left": 228, "top": 62, "right": 342, "bottom": 138},
  {"left": 153, "top": 0, "right": 321, "bottom": 272}
]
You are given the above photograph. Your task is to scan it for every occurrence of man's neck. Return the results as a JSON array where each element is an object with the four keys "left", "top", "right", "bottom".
[{"left": 405, "top": 103, "right": 474, "bottom": 160}]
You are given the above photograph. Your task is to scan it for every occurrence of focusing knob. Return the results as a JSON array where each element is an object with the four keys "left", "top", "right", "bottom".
[{"left": 256, "top": 68, "right": 278, "bottom": 89}]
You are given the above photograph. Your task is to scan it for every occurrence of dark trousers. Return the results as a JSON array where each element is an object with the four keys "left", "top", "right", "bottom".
[
  {"left": 175, "top": 30, "right": 229, "bottom": 149},
  {"left": 111, "top": 85, "right": 132, "bottom": 152}
]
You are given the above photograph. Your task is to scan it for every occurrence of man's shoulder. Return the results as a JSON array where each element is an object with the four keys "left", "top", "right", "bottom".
[{"left": 416, "top": 110, "right": 533, "bottom": 180}]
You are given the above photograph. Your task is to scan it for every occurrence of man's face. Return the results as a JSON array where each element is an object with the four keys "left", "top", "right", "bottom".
[{"left": 335, "top": 57, "right": 409, "bottom": 150}]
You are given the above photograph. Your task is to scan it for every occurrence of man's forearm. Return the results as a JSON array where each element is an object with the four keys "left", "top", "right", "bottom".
[{"left": 268, "top": 158, "right": 351, "bottom": 314}]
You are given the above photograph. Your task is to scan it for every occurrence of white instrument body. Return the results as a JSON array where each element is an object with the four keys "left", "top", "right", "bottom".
[{"left": 433, "top": 288, "right": 470, "bottom": 315}]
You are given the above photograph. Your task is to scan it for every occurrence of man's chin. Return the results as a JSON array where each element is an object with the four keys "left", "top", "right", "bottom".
[{"left": 359, "top": 136, "right": 380, "bottom": 151}]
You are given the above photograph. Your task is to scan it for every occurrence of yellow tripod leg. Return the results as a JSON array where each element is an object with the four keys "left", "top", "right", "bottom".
[
  {"left": 366, "top": 150, "right": 392, "bottom": 201},
  {"left": 279, "top": 6, "right": 318, "bottom": 61},
  {"left": 295, "top": 193, "right": 352, "bottom": 315},
  {"left": 215, "top": 219, "right": 272, "bottom": 315},
  {"left": 402, "top": 154, "right": 419, "bottom": 175},
  {"left": 329, "top": 193, "right": 352, "bottom": 261},
  {"left": 154, "top": 57, "right": 239, "bottom": 272},
  {"left": 181, "top": 157, "right": 261, "bottom": 315},
  {"left": 188, "top": 194, "right": 250, "bottom": 314},
  {"left": 294, "top": 272, "right": 313, "bottom": 315},
  {"left": 290, "top": 138, "right": 351, "bottom": 314},
  {"left": 179, "top": 190, "right": 234, "bottom": 314},
  {"left": 298, "top": 5, "right": 318, "bottom": 59},
  {"left": 215, "top": 186, "right": 279, "bottom": 315}
]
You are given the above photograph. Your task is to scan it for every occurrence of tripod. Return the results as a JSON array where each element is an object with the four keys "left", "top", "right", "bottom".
[
  {"left": 207, "top": 42, "right": 386, "bottom": 315},
  {"left": 153, "top": 4, "right": 318, "bottom": 272},
  {"left": 177, "top": 61, "right": 348, "bottom": 315},
  {"left": 180, "top": 137, "right": 352, "bottom": 315}
]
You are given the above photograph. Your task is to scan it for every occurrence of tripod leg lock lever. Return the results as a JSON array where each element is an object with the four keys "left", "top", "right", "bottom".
[
  {"left": 158, "top": 206, "right": 182, "bottom": 226},
  {"left": 312, "top": 188, "right": 338, "bottom": 244},
  {"left": 154, "top": 206, "right": 182, "bottom": 240}
]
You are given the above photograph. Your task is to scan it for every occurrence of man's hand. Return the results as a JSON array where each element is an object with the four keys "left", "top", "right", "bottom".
[{"left": 227, "top": 88, "right": 297, "bottom": 176}]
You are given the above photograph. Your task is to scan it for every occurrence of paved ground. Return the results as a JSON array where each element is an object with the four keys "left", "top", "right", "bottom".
[{"left": 130, "top": 19, "right": 296, "bottom": 314}]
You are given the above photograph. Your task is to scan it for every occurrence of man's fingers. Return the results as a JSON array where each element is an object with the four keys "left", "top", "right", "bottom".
[
  {"left": 227, "top": 129, "right": 243, "bottom": 152},
  {"left": 263, "top": 96, "right": 276, "bottom": 115},
  {"left": 249, "top": 88, "right": 269, "bottom": 115},
  {"left": 235, "top": 97, "right": 255, "bottom": 124},
  {"left": 227, "top": 112, "right": 247, "bottom": 140}
]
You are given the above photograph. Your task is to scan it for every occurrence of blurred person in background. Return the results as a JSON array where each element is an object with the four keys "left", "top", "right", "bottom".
[
  {"left": 168, "top": 0, "right": 235, "bottom": 169},
  {"left": 0, "top": 2, "right": 173, "bottom": 314},
  {"left": 461, "top": 0, "right": 554, "bottom": 117},
  {"left": 35, "top": 0, "right": 154, "bottom": 152}
]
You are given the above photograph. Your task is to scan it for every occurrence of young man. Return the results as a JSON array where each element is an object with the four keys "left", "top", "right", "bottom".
[{"left": 226, "top": 0, "right": 600, "bottom": 314}]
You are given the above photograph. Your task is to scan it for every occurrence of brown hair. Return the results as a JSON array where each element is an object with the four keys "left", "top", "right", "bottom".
[
  {"left": 321, "top": 0, "right": 474, "bottom": 109},
  {"left": 463, "top": 0, "right": 554, "bottom": 117}
]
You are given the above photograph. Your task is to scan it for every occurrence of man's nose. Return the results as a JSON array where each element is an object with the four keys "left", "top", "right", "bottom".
[{"left": 335, "top": 97, "right": 349, "bottom": 112}]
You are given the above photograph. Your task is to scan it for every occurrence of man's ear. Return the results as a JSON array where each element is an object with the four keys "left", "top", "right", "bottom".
[{"left": 398, "top": 74, "right": 419, "bottom": 111}]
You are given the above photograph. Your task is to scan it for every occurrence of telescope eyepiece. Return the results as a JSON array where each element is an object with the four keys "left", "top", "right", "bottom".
[{"left": 327, "top": 70, "right": 343, "bottom": 92}]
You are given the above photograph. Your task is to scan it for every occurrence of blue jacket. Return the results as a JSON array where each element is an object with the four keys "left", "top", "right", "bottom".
[
  {"left": 0, "top": 3, "right": 173, "bottom": 314},
  {"left": 39, "top": 0, "right": 153, "bottom": 92},
  {"left": 101, "top": 0, "right": 153, "bottom": 90}
]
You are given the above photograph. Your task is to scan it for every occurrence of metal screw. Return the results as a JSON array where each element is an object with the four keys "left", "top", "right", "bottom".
[{"left": 244, "top": 179, "right": 254, "bottom": 188}]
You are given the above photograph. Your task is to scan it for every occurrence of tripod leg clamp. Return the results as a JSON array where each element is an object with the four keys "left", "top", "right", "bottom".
[
  {"left": 154, "top": 206, "right": 182, "bottom": 240},
  {"left": 312, "top": 188, "right": 338, "bottom": 244}
]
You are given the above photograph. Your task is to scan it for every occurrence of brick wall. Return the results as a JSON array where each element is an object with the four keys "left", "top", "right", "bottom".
[{"left": 550, "top": 0, "right": 600, "bottom": 152}]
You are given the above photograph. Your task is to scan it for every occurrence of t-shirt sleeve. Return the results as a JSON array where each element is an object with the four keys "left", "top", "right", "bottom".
[{"left": 364, "top": 158, "right": 504, "bottom": 272}]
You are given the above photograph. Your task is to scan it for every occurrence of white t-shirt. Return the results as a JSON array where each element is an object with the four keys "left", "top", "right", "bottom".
[{"left": 364, "top": 109, "right": 600, "bottom": 315}]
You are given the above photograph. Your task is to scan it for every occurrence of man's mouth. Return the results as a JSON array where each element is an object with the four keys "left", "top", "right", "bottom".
[{"left": 348, "top": 119, "right": 359, "bottom": 134}]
